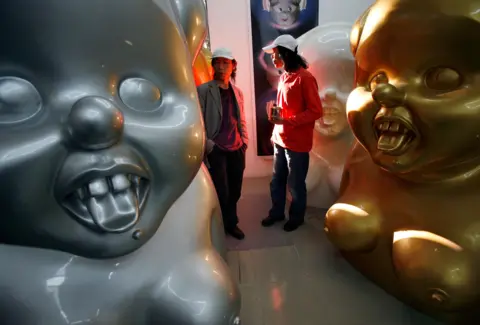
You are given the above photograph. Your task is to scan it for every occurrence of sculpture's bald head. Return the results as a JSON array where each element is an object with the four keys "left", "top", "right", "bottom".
[
  {"left": 346, "top": 0, "right": 480, "bottom": 182},
  {"left": 297, "top": 23, "right": 354, "bottom": 138},
  {"left": 0, "top": 0, "right": 206, "bottom": 258}
]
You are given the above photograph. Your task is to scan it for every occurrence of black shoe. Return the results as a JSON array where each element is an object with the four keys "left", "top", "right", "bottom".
[
  {"left": 261, "top": 215, "right": 285, "bottom": 227},
  {"left": 226, "top": 226, "right": 245, "bottom": 240},
  {"left": 283, "top": 220, "right": 304, "bottom": 232}
]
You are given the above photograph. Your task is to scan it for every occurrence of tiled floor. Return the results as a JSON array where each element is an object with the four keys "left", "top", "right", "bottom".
[{"left": 226, "top": 177, "right": 444, "bottom": 325}]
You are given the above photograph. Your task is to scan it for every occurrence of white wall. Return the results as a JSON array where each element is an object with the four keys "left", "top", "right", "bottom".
[{"left": 206, "top": 0, "right": 373, "bottom": 178}]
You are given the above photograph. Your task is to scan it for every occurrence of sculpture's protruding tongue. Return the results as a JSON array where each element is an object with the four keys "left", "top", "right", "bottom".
[
  {"left": 86, "top": 187, "right": 139, "bottom": 232},
  {"left": 377, "top": 134, "right": 408, "bottom": 152}
]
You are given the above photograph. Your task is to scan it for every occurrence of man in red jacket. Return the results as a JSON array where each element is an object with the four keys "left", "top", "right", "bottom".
[{"left": 261, "top": 34, "right": 323, "bottom": 232}]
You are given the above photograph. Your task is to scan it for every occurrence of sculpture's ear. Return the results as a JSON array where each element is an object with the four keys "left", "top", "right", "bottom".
[
  {"left": 263, "top": 0, "right": 271, "bottom": 11},
  {"left": 299, "top": 0, "right": 307, "bottom": 11},
  {"left": 350, "top": 5, "right": 373, "bottom": 56},
  {"left": 172, "top": 0, "right": 208, "bottom": 65}
]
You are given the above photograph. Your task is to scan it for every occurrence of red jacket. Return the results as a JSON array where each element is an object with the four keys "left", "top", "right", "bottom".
[{"left": 271, "top": 68, "right": 323, "bottom": 152}]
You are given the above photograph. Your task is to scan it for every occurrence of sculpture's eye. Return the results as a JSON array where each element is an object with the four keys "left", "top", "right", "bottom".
[
  {"left": 119, "top": 78, "right": 162, "bottom": 112},
  {"left": 368, "top": 72, "right": 388, "bottom": 91},
  {"left": 0, "top": 77, "right": 42, "bottom": 125},
  {"left": 424, "top": 67, "right": 462, "bottom": 92}
]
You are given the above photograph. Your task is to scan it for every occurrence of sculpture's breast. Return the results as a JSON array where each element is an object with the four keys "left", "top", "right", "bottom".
[
  {"left": 325, "top": 146, "right": 392, "bottom": 253},
  {"left": 389, "top": 186, "right": 480, "bottom": 312},
  {"left": 326, "top": 145, "right": 480, "bottom": 313}
]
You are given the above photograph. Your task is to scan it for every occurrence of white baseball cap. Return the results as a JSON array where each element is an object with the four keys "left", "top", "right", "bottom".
[
  {"left": 212, "top": 47, "right": 235, "bottom": 60},
  {"left": 262, "top": 34, "right": 298, "bottom": 54}
]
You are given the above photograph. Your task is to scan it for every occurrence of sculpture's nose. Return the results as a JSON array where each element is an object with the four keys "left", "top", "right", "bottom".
[
  {"left": 372, "top": 83, "right": 405, "bottom": 109},
  {"left": 66, "top": 96, "right": 124, "bottom": 150}
]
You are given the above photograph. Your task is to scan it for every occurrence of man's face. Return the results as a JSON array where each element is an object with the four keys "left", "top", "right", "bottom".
[
  {"left": 348, "top": 8, "right": 480, "bottom": 180},
  {"left": 213, "top": 58, "right": 233, "bottom": 81},
  {"left": 271, "top": 48, "right": 284, "bottom": 69},
  {"left": 270, "top": 0, "right": 301, "bottom": 27}
]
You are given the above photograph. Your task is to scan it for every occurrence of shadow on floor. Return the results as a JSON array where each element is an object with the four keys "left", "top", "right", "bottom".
[{"left": 226, "top": 177, "right": 444, "bottom": 325}]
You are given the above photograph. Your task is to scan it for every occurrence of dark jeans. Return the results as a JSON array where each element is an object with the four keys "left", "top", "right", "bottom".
[
  {"left": 207, "top": 146, "right": 246, "bottom": 230},
  {"left": 269, "top": 143, "right": 309, "bottom": 222}
]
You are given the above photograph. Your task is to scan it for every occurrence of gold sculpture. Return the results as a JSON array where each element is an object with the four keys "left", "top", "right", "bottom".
[
  {"left": 193, "top": 47, "right": 213, "bottom": 86},
  {"left": 324, "top": 1, "right": 480, "bottom": 323}
]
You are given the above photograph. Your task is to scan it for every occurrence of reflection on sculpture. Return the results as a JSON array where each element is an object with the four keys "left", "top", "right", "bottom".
[
  {"left": 194, "top": 47, "right": 214, "bottom": 86},
  {"left": 173, "top": 0, "right": 208, "bottom": 63},
  {"left": 296, "top": 23, "right": 355, "bottom": 209},
  {"left": 0, "top": 0, "right": 240, "bottom": 324},
  {"left": 325, "top": 1, "right": 480, "bottom": 323}
]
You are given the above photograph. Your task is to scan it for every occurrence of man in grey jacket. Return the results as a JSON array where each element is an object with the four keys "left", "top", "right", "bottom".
[{"left": 197, "top": 48, "right": 249, "bottom": 240}]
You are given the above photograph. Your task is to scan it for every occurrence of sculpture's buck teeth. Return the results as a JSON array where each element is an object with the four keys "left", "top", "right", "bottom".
[
  {"left": 87, "top": 178, "right": 109, "bottom": 197},
  {"left": 111, "top": 174, "right": 130, "bottom": 192},
  {"left": 64, "top": 173, "right": 149, "bottom": 233},
  {"left": 374, "top": 119, "right": 416, "bottom": 155}
]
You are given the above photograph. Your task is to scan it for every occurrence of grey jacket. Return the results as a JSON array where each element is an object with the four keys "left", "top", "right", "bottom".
[{"left": 197, "top": 80, "right": 249, "bottom": 160}]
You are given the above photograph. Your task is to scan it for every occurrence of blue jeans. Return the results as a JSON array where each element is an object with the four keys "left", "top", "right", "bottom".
[{"left": 269, "top": 143, "right": 309, "bottom": 222}]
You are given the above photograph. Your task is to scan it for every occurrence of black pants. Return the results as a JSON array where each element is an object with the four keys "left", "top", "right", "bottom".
[
  {"left": 207, "top": 146, "right": 246, "bottom": 230},
  {"left": 269, "top": 143, "right": 309, "bottom": 222}
]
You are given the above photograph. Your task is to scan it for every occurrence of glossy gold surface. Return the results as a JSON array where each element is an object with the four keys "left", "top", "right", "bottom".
[
  {"left": 193, "top": 47, "right": 213, "bottom": 86},
  {"left": 325, "top": 1, "right": 480, "bottom": 323},
  {"left": 175, "top": 0, "right": 208, "bottom": 63}
]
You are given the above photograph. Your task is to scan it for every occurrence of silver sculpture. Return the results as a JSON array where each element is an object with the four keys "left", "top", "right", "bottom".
[
  {"left": 0, "top": 0, "right": 240, "bottom": 324},
  {"left": 297, "top": 23, "right": 355, "bottom": 209}
]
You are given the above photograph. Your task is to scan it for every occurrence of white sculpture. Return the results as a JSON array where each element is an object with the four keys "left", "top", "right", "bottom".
[{"left": 297, "top": 23, "right": 355, "bottom": 209}]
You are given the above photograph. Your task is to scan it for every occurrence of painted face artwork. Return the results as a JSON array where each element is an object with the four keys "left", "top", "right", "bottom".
[{"left": 264, "top": 0, "right": 307, "bottom": 29}]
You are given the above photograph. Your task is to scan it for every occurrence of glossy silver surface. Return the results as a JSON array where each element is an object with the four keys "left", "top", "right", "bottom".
[
  {"left": 0, "top": 0, "right": 240, "bottom": 323},
  {"left": 173, "top": 0, "right": 209, "bottom": 63},
  {"left": 0, "top": 166, "right": 240, "bottom": 325},
  {"left": 0, "top": 0, "right": 204, "bottom": 258},
  {"left": 296, "top": 23, "right": 355, "bottom": 209}
]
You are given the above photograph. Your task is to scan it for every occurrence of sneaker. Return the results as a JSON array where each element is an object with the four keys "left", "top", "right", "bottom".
[
  {"left": 261, "top": 215, "right": 285, "bottom": 227},
  {"left": 283, "top": 219, "right": 304, "bottom": 232},
  {"left": 226, "top": 226, "right": 245, "bottom": 240}
]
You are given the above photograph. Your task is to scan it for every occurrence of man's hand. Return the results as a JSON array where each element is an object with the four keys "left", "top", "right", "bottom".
[
  {"left": 268, "top": 116, "right": 291, "bottom": 125},
  {"left": 266, "top": 100, "right": 275, "bottom": 120}
]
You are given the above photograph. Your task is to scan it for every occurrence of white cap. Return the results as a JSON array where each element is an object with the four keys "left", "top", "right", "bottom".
[
  {"left": 262, "top": 34, "right": 298, "bottom": 54},
  {"left": 212, "top": 47, "right": 234, "bottom": 60}
]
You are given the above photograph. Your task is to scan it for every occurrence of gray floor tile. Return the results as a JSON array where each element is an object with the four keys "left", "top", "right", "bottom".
[
  {"left": 226, "top": 193, "right": 294, "bottom": 251},
  {"left": 238, "top": 284, "right": 264, "bottom": 325},
  {"left": 225, "top": 177, "right": 444, "bottom": 325}
]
